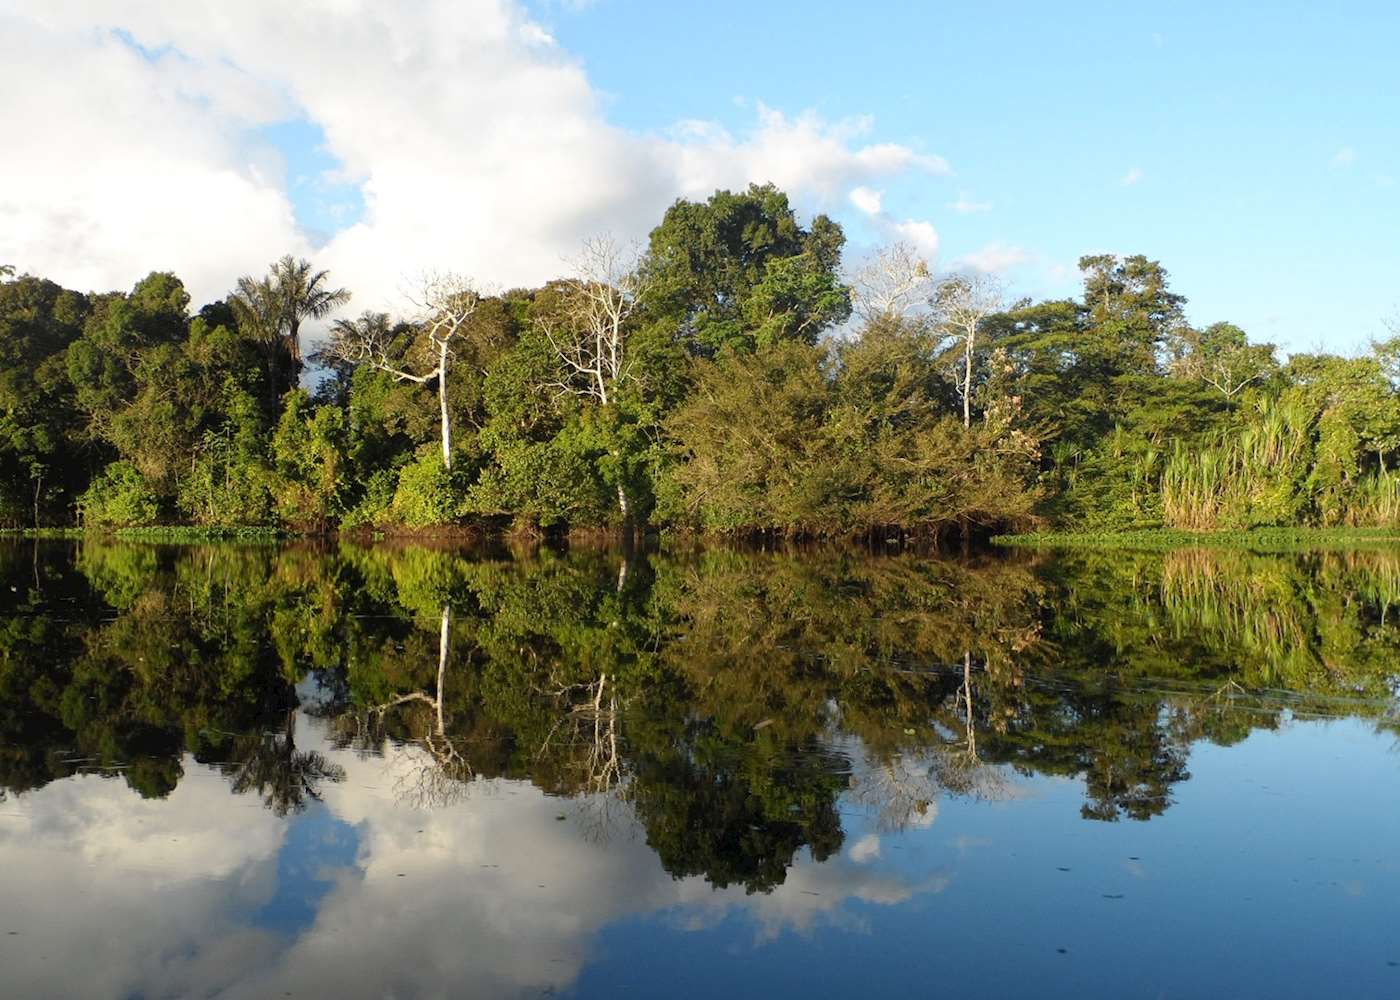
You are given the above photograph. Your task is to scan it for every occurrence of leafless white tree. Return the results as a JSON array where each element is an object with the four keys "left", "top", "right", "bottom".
[
  {"left": 538, "top": 236, "right": 647, "bottom": 408},
  {"left": 323, "top": 273, "right": 482, "bottom": 469},
  {"left": 355, "top": 605, "right": 477, "bottom": 808},
  {"left": 1176, "top": 352, "right": 1266, "bottom": 398},
  {"left": 535, "top": 671, "right": 624, "bottom": 797},
  {"left": 849, "top": 242, "right": 932, "bottom": 324},
  {"left": 537, "top": 236, "right": 649, "bottom": 520},
  {"left": 932, "top": 272, "right": 1005, "bottom": 427}
]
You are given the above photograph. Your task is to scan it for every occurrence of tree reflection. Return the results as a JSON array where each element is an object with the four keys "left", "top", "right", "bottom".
[
  {"left": 4, "top": 536, "right": 1400, "bottom": 890},
  {"left": 223, "top": 709, "right": 345, "bottom": 816}
]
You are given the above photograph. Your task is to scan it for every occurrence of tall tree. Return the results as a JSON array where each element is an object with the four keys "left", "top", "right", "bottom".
[
  {"left": 324, "top": 274, "right": 481, "bottom": 469},
  {"left": 932, "top": 272, "right": 1004, "bottom": 427},
  {"left": 232, "top": 256, "right": 350, "bottom": 401},
  {"left": 266, "top": 255, "right": 350, "bottom": 364},
  {"left": 537, "top": 236, "right": 650, "bottom": 522},
  {"left": 229, "top": 275, "right": 287, "bottom": 408},
  {"left": 0, "top": 274, "right": 89, "bottom": 525},
  {"left": 1079, "top": 253, "right": 1185, "bottom": 377},
  {"left": 645, "top": 183, "right": 851, "bottom": 354}
]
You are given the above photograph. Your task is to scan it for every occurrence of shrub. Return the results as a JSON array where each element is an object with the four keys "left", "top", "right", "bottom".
[
  {"left": 79, "top": 462, "right": 161, "bottom": 528},
  {"left": 388, "top": 451, "right": 464, "bottom": 528},
  {"left": 340, "top": 467, "right": 399, "bottom": 530}
]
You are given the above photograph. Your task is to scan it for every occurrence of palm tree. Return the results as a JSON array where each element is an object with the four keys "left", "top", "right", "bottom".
[
  {"left": 229, "top": 275, "right": 288, "bottom": 408},
  {"left": 225, "top": 709, "right": 346, "bottom": 817},
  {"left": 267, "top": 254, "right": 351, "bottom": 364},
  {"left": 230, "top": 255, "right": 350, "bottom": 407}
]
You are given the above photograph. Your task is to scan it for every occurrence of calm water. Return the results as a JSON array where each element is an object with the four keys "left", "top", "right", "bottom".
[{"left": 2, "top": 540, "right": 1399, "bottom": 999}]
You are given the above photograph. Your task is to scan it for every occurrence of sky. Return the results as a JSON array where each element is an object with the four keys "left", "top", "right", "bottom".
[{"left": 1, "top": 0, "right": 1396, "bottom": 354}]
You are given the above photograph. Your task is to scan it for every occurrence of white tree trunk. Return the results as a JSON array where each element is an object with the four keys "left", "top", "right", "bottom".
[
  {"left": 437, "top": 605, "right": 451, "bottom": 736},
  {"left": 963, "top": 332, "right": 974, "bottom": 428},
  {"left": 438, "top": 339, "right": 453, "bottom": 469}
]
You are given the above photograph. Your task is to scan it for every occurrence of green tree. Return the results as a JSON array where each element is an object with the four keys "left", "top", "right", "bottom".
[{"left": 645, "top": 183, "right": 851, "bottom": 355}]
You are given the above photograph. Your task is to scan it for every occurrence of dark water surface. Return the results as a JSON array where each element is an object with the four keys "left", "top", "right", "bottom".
[{"left": 2, "top": 539, "right": 1399, "bottom": 998}]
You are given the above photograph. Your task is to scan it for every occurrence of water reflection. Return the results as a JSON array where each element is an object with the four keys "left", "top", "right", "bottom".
[
  {"left": 8, "top": 541, "right": 1400, "bottom": 831},
  {"left": 3, "top": 540, "right": 1400, "bottom": 997}
]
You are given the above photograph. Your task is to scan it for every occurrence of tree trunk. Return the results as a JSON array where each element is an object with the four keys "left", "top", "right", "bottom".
[
  {"left": 437, "top": 604, "right": 451, "bottom": 736},
  {"left": 438, "top": 339, "right": 453, "bottom": 470},
  {"left": 963, "top": 651, "right": 976, "bottom": 758},
  {"left": 963, "top": 334, "right": 974, "bottom": 428},
  {"left": 265, "top": 349, "right": 279, "bottom": 413}
]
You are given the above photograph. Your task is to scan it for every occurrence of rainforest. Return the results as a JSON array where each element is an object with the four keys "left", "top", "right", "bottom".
[{"left": 6, "top": 183, "right": 1398, "bottom": 540}]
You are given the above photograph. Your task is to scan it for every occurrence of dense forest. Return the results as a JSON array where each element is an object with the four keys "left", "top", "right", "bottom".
[{"left": 2, "top": 183, "right": 1398, "bottom": 536}]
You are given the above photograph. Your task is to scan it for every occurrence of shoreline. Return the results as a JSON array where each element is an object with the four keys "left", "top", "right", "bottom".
[{"left": 992, "top": 527, "right": 1400, "bottom": 551}]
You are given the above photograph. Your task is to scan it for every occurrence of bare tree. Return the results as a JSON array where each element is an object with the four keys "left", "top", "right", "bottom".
[
  {"left": 1168, "top": 322, "right": 1276, "bottom": 398},
  {"left": 351, "top": 605, "right": 476, "bottom": 808},
  {"left": 847, "top": 753, "right": 940, "bottom": 832},
  {"left": 323, "top": 273, "right": 481, "bottom": 469},
  {"left": 538, "top": 236, "right": 647, "bottom": 407},
  {"left": 535, "top": 671, "right": 625, "bottom": 798},
  {"left": 932, "top": 272, "right": 1005, "bottom": 427},
  {"left": 850, "top": 242, "right": 932, "bottom": 324},
  {"left": 537, "top": 236, "right": 648, "bottom": 520}
]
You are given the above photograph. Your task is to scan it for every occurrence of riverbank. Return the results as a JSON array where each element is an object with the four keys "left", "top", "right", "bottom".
[{"left": 993, "top": 527, "right": 1400, "bottom": 551}]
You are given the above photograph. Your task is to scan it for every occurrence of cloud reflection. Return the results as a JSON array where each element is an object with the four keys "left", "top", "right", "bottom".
[{"left": 0, "top": 713, "right": 952, "bottom": 1000}]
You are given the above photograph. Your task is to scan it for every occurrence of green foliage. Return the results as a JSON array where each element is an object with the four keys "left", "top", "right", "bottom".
[
  {"left": 340, "top": 467, "right": 399, "bottom": 530},
  {"left": 77, "top": 462, "right": 161, "bottom": 528},
  {"left": 663, "top": 335, "right": 1040, "bottom": 536},
  {"left": 1161, "top": 397, "right": 1312, "bottom": 529},
  {"left": 271, "top": 390, "right": 348, "bottom": 530},
  {"left": 6, "top": 188, "right": 1399, "bottom": 538},
  {"left": 645, "top": 183, "right": 851, "bottom": 355},
  {"left": 388, "top": 450, "right": 467, "bottom": 529}
]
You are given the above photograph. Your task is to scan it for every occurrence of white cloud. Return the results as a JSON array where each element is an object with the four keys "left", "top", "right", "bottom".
[
  {"left": 0, "top": 770, "right": 288, "bottom": 1000},
  {"left": 957, "top": 241, "right": 1033, "bottom": 274},
  {"left": 1331, "top": 146, "right": 1358, "bottom": 168},
  {"left": 1121, "top": 166, "right": 1144, "bottom": 186},
  {"left": 848, "top": 832, "right": 882, "bottom": 862},
  {"left": 2, "top": 2, "right": 950, "bottom": 323},
  {"left": 0, "top": 16, "right": 305, "bottom": 306},
  {"left": 948, "top": 191, "right": 992, "bottom": 214},
  {"left": 847, "top": 184, "right": 940, "bottom": 260},
  {"left": 887, "top": 218, "right": 941, "bottom": 259},
  {"left": 0, "top": 714, "right": 954, "bottom": 999},
  {"left": 849, "top": 185, "right": 884, "bottom": 215}
]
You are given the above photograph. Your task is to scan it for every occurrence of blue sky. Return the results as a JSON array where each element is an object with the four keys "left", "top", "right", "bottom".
[
  {"left": 6, "top": 0, "right": 1396, "bottom": 353},
  {"left": 502, "top": 0, "right": 1400, "bottom": 352}
]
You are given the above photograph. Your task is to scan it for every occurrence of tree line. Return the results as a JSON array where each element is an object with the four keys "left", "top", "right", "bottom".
[{"left": 2, "top": 182, "right": 1396, "bottom": 536}]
